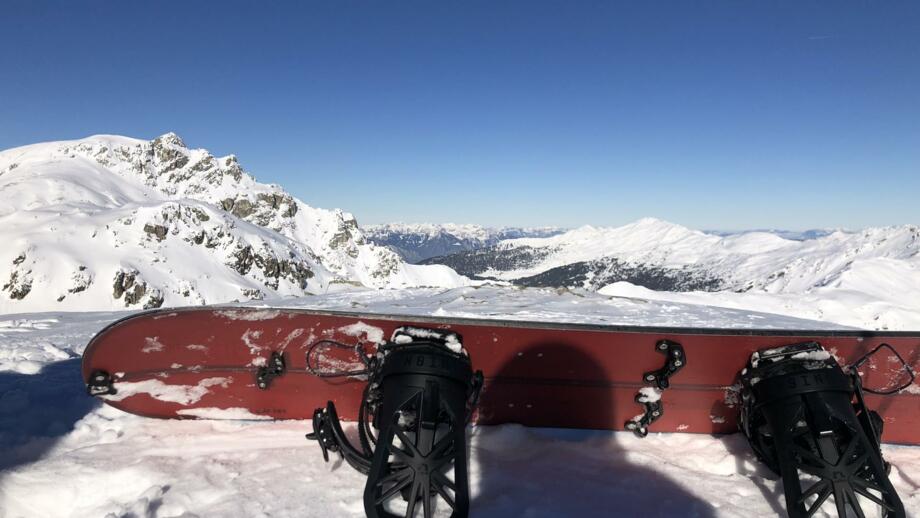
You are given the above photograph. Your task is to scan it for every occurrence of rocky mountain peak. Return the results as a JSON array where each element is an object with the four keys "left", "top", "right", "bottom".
[
  {"left": 0, "top": 134, "right": 467, "bottom": 312},
  {"left": 153, "top": 132, "right": 186, "bottom": 148}
]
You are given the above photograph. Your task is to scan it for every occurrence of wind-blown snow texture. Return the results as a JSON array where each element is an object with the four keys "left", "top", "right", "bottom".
[
  {"left": 1, "top": 288, "right": 918, "bottom": 517},
  {"left": 0, "top": 134, "right": 466, "bottom": 313},
  {"left": 422, "top": 217, "right": 920, "bottom": 330}
]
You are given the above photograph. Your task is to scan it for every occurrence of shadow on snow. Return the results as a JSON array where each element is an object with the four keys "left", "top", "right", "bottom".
[
  {"left": 0, "top": 358, "right": 99, "bottom": 472},
  {"left": 471, "top": 342, "right": 718, "bottom": 517}
]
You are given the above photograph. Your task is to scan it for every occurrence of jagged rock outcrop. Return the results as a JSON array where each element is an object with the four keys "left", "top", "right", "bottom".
[{"left": 0, "top": 134, "right": 467, "bottom": 312}]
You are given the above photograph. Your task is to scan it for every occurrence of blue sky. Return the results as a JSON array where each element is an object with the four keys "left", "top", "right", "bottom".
[{"left": 2, "top": 2, "right": 918, "bottom": 230}]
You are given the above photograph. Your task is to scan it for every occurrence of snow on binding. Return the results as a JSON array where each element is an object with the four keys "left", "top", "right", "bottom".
[
  {"left": 740, "top": 342, "right": 913, "bottom": 518},
  {"left": 306, "top": 327, "right": 483, "bottom": 518},
  {"left": 625, "top": 339, "right": 686, "bottom": 437}
]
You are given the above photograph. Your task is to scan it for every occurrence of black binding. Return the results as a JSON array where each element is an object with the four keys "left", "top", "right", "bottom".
[
  {"left": 86, "top": 369, "right": 116, "bottom": 396},
  {"left": 740, "top": 341, "right": 907, "bottom": 518},
  {"left": 643, "top": 339, "right": 686, "bottom": 389},
  {"left": 256, "top": 351, "right": 286, "bottom": 390},
  {"left": 306, "top": 327, "right": 483, "bottom": 518},
  {"left": 626, "top": 339, "right": 685, "bottom": 437}
]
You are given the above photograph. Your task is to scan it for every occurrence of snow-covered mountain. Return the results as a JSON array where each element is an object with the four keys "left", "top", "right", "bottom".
[
  {"left": 363, "top": 223, "right": 563, "bottom": 263},
  {"left": 419, "top": 218, "right": 920, "bottom": 329},
  {"left": 423, "top": 217, "right": 920, "bottom": 309},
  {"left": 0, "top": 134, "right": 466, "bottom": 313}
]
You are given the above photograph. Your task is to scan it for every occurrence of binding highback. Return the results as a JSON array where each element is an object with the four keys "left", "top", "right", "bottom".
[
  {"left": 740, "top": 342, "right": 906, "bottom": 518},
  {"left": 307, "top": 327, "right": 483, "bottom": 518}
]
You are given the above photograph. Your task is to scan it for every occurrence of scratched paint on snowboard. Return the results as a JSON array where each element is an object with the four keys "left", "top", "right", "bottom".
[{"left": 81, "top": 307, "right": 920, "bottom": 444}]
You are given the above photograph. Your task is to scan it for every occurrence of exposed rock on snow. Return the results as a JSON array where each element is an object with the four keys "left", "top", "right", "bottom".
[{"left": 0, "top": 134, "right": 467, "bottom": 312}]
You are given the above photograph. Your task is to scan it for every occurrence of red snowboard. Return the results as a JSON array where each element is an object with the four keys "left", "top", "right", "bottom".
[{"left": 81, "top": 307, "right": 920, "bottom": 444}]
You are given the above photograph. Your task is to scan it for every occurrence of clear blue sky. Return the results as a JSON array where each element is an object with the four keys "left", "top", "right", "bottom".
[{"left": 2, "top": 1, "right": 918, "bottom": 230}]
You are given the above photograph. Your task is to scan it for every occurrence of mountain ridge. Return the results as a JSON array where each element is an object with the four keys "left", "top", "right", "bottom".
[
  {"left": 0, "top": 133, "right": 466, "bottom": 313},
  {"left": 420, "top": 218, "right": 920, "bottom": 296},
  {"left": 363, "top": 222, "right": 563, "bottom": 263}
]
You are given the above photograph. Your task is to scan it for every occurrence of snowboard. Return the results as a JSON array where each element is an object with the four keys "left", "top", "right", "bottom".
[{"left": 81, "top": 306, "right": 920, "bottom": 444}]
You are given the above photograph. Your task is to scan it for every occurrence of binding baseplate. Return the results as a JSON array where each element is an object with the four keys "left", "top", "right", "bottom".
[
  {"left": 626, "top": 339, "right": 685, "bottom": 437},
  {"left": 86, "top": 370, "right": 116, "bottom": 396},
  {"left": 306, "top": 327, "right": 483, "bottom": 518},
  {"left": 256, "top": 351, "right": 286, "bottom": 390},
  {"left": 739, "top": 342, "right": 906, "bottom": 518}
]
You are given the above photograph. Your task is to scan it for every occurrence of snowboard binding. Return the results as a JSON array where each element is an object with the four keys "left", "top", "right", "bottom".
[
  {"left": 626, "top": 339, "right": 685, "bottom": 437},
  {"left": 740, "top": 342, "right": 911, "bottom": 518},
  {"left": 256, "top": 351, "right": 286, "bottom": 390},
  {"left": 86, "top": 370, "right": 117, "bottom": 396},
  {"left": 306, "top": 327, "right": 484, "bottom": 518}
]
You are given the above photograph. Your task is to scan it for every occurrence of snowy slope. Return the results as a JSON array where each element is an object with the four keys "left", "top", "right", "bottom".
[
  {"left": 0, "top": 134, "right": 466, "bottom": 313},
  {"left": 453, "top": 218, "right": 920, "bottom": 291},
  {"left": 1, "top": 289, "right": 918, "bottom": 517},
  {"left": 423, "top": 218, "right": 920, "bottom": 329},
  {"left": 363, "top": 223, "right": 563, "bottom": 263},
  {"left": 707, "top": 228, "right": 838, "bottom": 241}
]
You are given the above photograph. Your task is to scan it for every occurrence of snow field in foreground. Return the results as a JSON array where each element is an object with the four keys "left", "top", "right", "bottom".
[
  {"left": 2, "top": 403, "right": 918, "bottom": 517},
  {"left": 0, "top": 287, "right": 917, "bottom": 517}
]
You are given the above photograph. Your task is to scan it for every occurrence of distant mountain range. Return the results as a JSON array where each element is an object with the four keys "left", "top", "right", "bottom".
[
  {"left": 416, "top": 218, "right": 920, "bottom": 297},
  {"left": 0, "top": 134, "right": 465, "bottom": 312},
  {"left": 363, "top": 223, "right": 563, "bottom": 263},
  {"left": 365, "top": 223, "right": 843, "bottom": 265}
]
